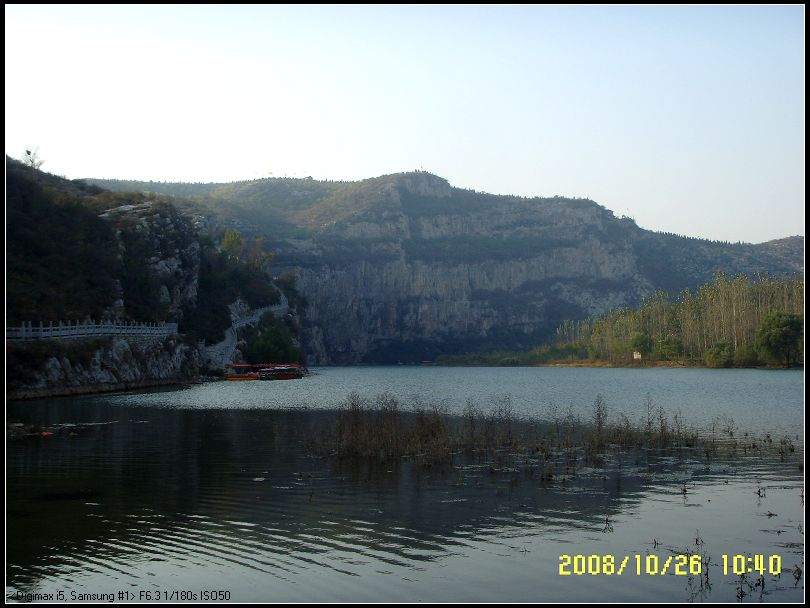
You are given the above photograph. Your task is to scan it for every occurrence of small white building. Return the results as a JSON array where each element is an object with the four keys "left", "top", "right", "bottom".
[{"left": 633, "top": 351, "right": 642, "bottom": 360}]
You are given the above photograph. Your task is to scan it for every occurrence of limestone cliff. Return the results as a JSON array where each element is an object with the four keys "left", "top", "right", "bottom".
[
  {"left": 277, "top": 174, "right": 803, "bottom": 364},
  {"left": 87, "top": 171, "right": 805, "bottom": 365}
]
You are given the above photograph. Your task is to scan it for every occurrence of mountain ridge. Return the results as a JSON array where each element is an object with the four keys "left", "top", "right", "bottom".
[
  {"left": 85, "top": 171, "right": 803, "bottom": 246},
  {"left": 15, "top": 162, "right": 805, "bottom": 364}
]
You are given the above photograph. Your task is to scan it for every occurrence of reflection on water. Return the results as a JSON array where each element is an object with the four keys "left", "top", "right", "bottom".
[{"left": 6, "top": 389, "right": 804, "bottom": 603}]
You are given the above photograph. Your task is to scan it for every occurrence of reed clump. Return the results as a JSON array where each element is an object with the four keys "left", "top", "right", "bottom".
[
  {"left": 330, "top": 391, "right": 798, "bottom": 468},
  {"left": 334, "top": 391, "right": 451, "bottom": 463}
]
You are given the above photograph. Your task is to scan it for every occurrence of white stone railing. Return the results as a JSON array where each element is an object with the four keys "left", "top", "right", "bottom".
[{"left": 6, "top": 320, "right": 179, "bottom": 341}]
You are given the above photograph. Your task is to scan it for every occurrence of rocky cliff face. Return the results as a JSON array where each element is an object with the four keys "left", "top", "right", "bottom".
[
  {"left": 86, "top": 171, "right": 805, "bottom": 365},
  {"left": 101, "top": 201, "right": 202, "bottom": 323},
  {"left": 275, "top": 174, "right": 802, "bottom": 364},
  {"left": 7, "top": 336, "right": 202, "bottom": 399}
]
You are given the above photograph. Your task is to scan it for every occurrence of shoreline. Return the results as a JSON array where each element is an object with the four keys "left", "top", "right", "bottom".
[
  {"left": 438, "top": 360, "right": 802, "bottom": 369},
  {"left": 7, "top": 378, "right": 190, "bottom": 401},
  {"left": 541, "top": 360, "right": 690, "bottom": 368}
]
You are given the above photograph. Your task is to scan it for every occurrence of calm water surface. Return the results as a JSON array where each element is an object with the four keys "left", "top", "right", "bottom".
[
  {"left": 104, "top": 366, "right": 802, "bottom": 434},
  {"left": 6, "top": 368, "right": 805, "bottom": 602}
]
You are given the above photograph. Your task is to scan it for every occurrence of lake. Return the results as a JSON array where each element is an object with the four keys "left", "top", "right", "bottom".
[{"left": 6, "top": 367, "right": 805, "bottom": 602}]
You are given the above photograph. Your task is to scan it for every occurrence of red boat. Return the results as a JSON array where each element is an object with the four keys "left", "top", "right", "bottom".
[
  {"left": 257, "top": 365, "right": 305, "bottom": 380},
  {"left": 225, "top": 363, "right": 305, "bottom": 381}
]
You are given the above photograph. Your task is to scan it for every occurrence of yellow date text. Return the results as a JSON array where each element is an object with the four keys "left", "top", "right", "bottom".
[{"left": 558, "top": 554, "right": 702, "bottom": 576}]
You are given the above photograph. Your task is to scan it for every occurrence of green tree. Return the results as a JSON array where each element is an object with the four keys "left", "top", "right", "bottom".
[
  {"left": 244, "top": 235, "right": 273, "bottom": 269},
  {"left": 655, "top": 335, "right": 683, "bottom": 361},
  {"left": 241, "top": 313, "right": 301, "bottom": 364},
  {"left": 630, "top": 332, "right": 652, "bottom": 355},
  {"left": 755, "top": 312, "right": 803, "bottom": 367},
  {"left": 221, "top": 228, "right": 243, "bottom": 259},
  {"left": 733, "top": 344, "right": 760, "bottom": 367},
  {"left": 704, "top": 341, "right": 734, "bottom": 368}
]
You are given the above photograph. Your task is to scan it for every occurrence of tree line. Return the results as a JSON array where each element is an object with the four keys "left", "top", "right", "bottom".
[
  {"left": 554, "top": 274, "right": 803, "bottom": 367},
  {"left": 438, "top": 274, "right": 803, "bottom": 368}
]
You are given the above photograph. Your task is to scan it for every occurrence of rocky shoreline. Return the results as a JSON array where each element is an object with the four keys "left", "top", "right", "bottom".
[{"left": 7, "top": 378, "right": 189, "bottom": 401}]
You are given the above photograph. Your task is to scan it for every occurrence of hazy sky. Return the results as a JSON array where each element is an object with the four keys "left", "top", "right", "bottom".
[{"left": 5, "top": 5, "right": 804, "bottom": 243}]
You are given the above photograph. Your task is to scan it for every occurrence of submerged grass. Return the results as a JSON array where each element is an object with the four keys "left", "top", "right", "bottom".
[
  {"left": 325, "top": 391, "right": 802, "bottom": 475},
  {"left": 334, "top": 391, "right": 451, "bottom": 462}
]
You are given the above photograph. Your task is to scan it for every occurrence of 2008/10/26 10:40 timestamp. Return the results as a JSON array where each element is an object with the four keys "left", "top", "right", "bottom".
[{"left": 559, "top": 554, "right": 783, "bottom": 576}]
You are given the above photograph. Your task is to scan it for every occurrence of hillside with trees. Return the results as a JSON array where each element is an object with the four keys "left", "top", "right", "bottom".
[
  {"left": 7, "top": 158, "right": 122, "bottom": 324},
  {"left": 440, "top": 274, "right": 803, "bottom": 368},
  {"left": 7, "top": 158, "right": 279, "bottom": 344},
  {"left": 86, "top": 171, "right": 804, "bottom": 364}
]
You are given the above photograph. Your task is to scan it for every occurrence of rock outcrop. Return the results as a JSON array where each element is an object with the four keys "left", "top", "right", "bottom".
[
  {"left": 101, "top": 201, "right": 202, "bottom": 323},
  {"left": 7, "top": 336, "right": 202, "bottom": 399}
]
